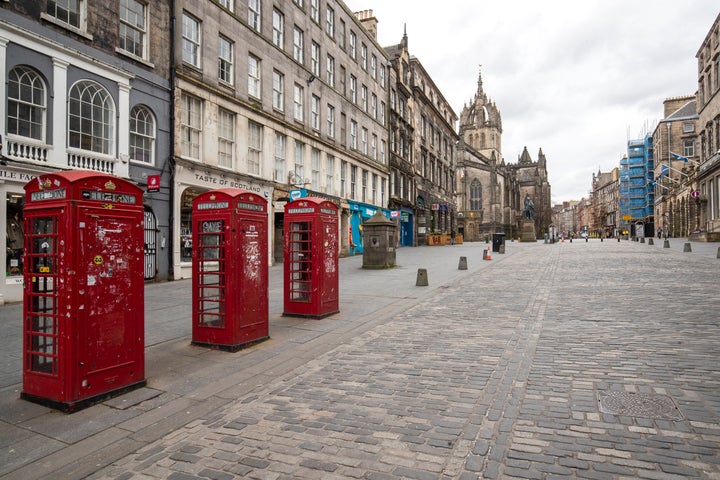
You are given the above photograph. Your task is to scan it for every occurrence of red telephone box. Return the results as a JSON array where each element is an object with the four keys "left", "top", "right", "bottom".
[
  {"left": 192, "top": 189, "right": 269, "bottom": 351},
  {"left": 283, "top": 197, "right": 339, "bottom": 318},
  {"left": 22, "top": 171, "right": 145, "bottom": 412}
]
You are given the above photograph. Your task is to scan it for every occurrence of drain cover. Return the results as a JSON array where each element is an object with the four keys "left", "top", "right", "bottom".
[{"left": 597, "top": 391, "right": 683, "bottom": 421}]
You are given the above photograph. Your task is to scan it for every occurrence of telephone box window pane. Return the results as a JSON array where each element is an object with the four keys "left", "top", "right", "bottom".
[
  {"left": 288, "top": 221, "right": 311, "bottom": 302},
  {"left": 25, "top": 216, "right": 60, "bottom": 375},
  {"left": 197, "top": 221, "right": 225, "bottom": 327}
]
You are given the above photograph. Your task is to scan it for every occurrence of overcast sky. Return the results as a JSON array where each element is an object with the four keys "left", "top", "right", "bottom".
[{"left": 344, "top": 0, "right": 718, "bottom": 204}]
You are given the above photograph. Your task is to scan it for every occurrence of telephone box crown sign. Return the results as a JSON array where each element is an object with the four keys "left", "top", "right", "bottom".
[{"left": 104, "top": 180, "right": 117, "bottom": 191}]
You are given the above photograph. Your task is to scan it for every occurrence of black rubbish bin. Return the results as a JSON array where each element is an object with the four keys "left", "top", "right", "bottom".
[{"left": 492, "top": 233, "right": 505, "bottom": 252}]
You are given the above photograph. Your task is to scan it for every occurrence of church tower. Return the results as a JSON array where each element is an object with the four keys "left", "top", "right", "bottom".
[{"left": 459, "top": 67, "right": 503, "bottom": 160}]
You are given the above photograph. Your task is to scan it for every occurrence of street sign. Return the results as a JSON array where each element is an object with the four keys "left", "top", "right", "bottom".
[{"left": 691, "top": 190, "right": 700, "bottom": 198}]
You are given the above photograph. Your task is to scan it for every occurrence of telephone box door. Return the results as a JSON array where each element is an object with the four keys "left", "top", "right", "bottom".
[
  {"left": 192, "top": 189, "right": 269, "bottom": 351},
  {"left": 23, "top": 210, "right": 64, "bottom": 399},
  {"left": 77, "top": 207, "right": 144, "bottom": 398}
]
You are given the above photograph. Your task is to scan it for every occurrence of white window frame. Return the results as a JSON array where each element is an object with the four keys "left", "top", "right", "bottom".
[
  {"left": 326, "top": 54, "right": 335, "bottom": 87},
  {"left": 325, "top": 6, "right": 334, "bottom": 38},
  {"left": 129, "top": 104, "right": 156, "bottom": 164},
  {"left": 248, "top": 54, "right": 261, "bottom": 98},
  {"left": 180, "top": 93, "right": 202, "bottom": 160},
  {"left": 293, "top": 26, "right": 304, "bottom": 64},
  {"left": 119, "top": 0, "right": 147, "bottom": 59},
  {"left": 350, "top": 120, "right": 357, "bottom": 149},
  {"left": 273, "top": 70, "right": 284, "bottom": 111},
  {"left": 327, "top": 104, "right": 335, "bottom": 138},
  {"left": 7, "top": 66, "right": 46, "bottom": 141},
  {"left": 248, "top": 0, "right": 261, "bottom": 32},
  {"left": 310, "top": 0, "right": 319, "bottom": 23},
  {"left": 349, "top": 31, "right": 356, "bottom": 59},
  {"left": 293, "top": 83, "right": 304, "bottom": 121},
  {"left": 274, "top": 132, "right": 286, "bottom": 182},
  {"left": 247, "top": 121, "right": 262, "bottom": 175},
  {"left": 272, "top": 9, "right": 284, "bottom": 48},
  {"left": 68, "top": 80, "right": 115, "bottom": 155},
  {"left": 311, "top": 41, "right": 320, "bottom": 76},
  {"left": 218, "top": 35, "right": 234, "bottom": 85},
  {"left": 311, "top": 95, "right": 320, "bottom": 130},
  {"left": 218, "top": 108, "right": 235, "bottom": 169},
  {"left": 181, "top": 12, "right": 201, "bottom": 68}
]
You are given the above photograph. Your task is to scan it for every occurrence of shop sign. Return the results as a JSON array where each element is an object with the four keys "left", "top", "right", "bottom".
[{"left": 147, "top": 175, "right": 160, "bottom": 192}]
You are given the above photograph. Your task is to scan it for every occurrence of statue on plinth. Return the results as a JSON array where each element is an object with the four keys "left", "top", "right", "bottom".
[{"left": 523, "top": 194, "right": 535, "bottom": 221}]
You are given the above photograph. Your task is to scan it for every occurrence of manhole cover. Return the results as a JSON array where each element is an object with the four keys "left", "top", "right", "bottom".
[{"left": 597, "top": 391, "right": 683, "bottom": 421}]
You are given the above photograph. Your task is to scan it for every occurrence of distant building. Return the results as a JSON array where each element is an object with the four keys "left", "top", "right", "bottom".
[
  {"left": 619, "top": 134, "right": 654, "bottom": 237},
  {"left": 385, "top": 28, "right": 458, "bottom": 246},
  {"left": 456, "top": 70, "right": 519, "bottom": 240},
  {"left": 591, "top": 167, "right": 620, "bottom": 237},
  {"left": 694, "top": 12, "right": 720, "bottom": 241}
]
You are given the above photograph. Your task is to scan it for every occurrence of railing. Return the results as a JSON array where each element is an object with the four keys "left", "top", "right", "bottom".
[
  {"left": 5, "top": 135, "right": 50, "bottom": 163},
  {"left": 4, "top": 135, "right": 118, "bottom": 175},
  {"left": 66, "top": 148, "right": 116, "bottom": 174}
]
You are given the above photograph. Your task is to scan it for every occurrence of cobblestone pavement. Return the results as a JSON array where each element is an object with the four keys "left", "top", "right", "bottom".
[{"left": 2, "top": 239, "right": 720, "bottom": 479}]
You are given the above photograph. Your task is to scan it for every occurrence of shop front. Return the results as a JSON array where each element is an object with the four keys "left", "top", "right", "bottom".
[
  {"left": 172, "top": 160, "right": 273, "bottom": 280},
  {"left": 398, "top": 208, "right": 414, "bottom": 247},
  {"left": 348, "top": 200, "right": 391, "bottom": 255},
  {"left": 1, "top": 165, "right": 52, "bottom": 304}
]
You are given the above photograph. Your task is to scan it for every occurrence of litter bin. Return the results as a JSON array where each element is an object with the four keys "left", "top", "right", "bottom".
[{"left": 492, "top": 232, "right": 505, "bottom": 252}]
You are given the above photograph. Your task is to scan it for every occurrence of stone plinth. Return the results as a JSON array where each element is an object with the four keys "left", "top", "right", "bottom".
[{"left": 519, "top": 220, "right": 537, "bottom": 242}]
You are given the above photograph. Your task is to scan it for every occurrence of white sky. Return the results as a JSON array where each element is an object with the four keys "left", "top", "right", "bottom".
[{"left": 344, "top": 0, "right": 718, "bottom": 204}]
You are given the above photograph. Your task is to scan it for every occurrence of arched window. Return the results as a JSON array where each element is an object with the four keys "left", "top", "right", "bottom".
[
  {"left": 7, "top": 66, "right": 46, "bottom": 140},
  {"left": 470, "top": 178, "right": 482, "bottom": 211},
  {"left": 129, "top": 105, "right": 156, "bottom": 164},
  {"left": 68, "top": 81, "right": 114, "bottom": 154}
]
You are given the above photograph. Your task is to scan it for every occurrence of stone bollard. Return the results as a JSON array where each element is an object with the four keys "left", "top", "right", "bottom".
[
  {"left": 640, "top": 237, "right": 645, "bottom": 243},
  {"left": 499, "top": 244, "right": 505, "bottom": 254},
  {"left": 663, "top": 239, "right": 670, "bottom": 248},
  {"left": 458, "top": 256, "right": 468, "bottom": 270},
  {"left": 683, "top": 242, "right": 692, "bottom": 253},
  {"left": 648, "top": 238, "right": 654, "bottom": 245},
  {"left": 717, "top": 247, "right": 720, "bottom": 259},
  {"left": 416, "top": 268, "right": 429, "bottom": 286}
]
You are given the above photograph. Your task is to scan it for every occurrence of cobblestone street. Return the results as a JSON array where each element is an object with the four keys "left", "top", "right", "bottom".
[{"left": 2, "top": 239, "right": 719, "bottom": 479}]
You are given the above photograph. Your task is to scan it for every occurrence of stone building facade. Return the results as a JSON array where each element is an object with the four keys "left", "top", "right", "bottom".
[
  {"left": 171, "top": 1, "right": 391, "bottom": 278},
  {"left": 508, "top": 147, "right": 552, "bottom": 237},
  {"left": 456, "top": 71, "right": 519, "bottom": 241},
  {"left": 0, "top": 0, "right": 173, "bottom": 302},
  {"left": 651, "top": 96, "right": 699, "bottom": 238},
  {"left": 591, "top": 167, "right": 620, "bottom": 237},
  {"left": 384, "top": 30, "right": 457, "bottom": 246},
  {"left": 695, "top": 12, "right": 720, "bottom": 241}
]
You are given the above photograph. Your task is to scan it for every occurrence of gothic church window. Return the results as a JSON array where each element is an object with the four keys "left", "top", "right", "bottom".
[{"left": 470, "top": 179, "right": 482, "bottom": 211}]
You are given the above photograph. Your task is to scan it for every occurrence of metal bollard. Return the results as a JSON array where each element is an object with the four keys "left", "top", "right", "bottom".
[
  {"left": 648, "top": 238, "right": 654, "bottom": 245},
  {"left": 663, "top": 239, "right": 670, "bottom": 248},
  {"left": 416, "top": 268, "right": 429, "bottom": 286},
  {"left": 717, "top": 247, "right": 720, "bottom": 259},
  {"left": 458, "top": 256, "right": 468, "bottom": 270},
  {"left": 683, "top": 242, "right": 692, "bottom": 253},
  {"left": 640, "top": 237, "right": 645, "bottom": 243}
]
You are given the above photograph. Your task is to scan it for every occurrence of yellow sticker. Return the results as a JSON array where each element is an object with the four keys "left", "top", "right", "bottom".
[
  {"left": 39, "top": 266, "right": 50, "bottom": 273},
  {"left": 93, "top": 255, "right": 103, "bottom": 265}
]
